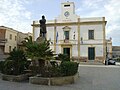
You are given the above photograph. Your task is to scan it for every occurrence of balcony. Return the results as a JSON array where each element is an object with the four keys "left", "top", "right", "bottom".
[
  {"left": 64, "top": 39, "right": 69, "bottom": 43},
  {"left": 58, "top": 39, "right": 78, "bottom": 46},
  {"left": 0, "top": 39, "right": 7, "bottom": 45}
]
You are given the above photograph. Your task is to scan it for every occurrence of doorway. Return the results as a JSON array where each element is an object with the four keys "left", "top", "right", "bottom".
[
  {"left": 88, "top": 47, "right": 95, "bottom": 60},
  {"left": 63, "top": 48, "right": 70, "bottom": 57}
]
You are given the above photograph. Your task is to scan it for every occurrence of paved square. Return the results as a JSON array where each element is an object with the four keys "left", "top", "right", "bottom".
[{"left": 0, "top": 65, "right": 120, "bottom": 90}]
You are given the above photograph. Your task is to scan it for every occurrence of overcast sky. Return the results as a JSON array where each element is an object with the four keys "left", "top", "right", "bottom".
[{"left": 0, "top": 0, "right": 120, "bottom": 46}]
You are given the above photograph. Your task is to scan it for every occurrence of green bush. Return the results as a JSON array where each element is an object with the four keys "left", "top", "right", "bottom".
[
  {"left": 60, "top": 61, "right": 79, "bottom": 76},
  {"left": 0, "top": 61, "right": 5, "bottom": 72},
  {"left": 117, "top": 58, "right": 120, "bottom": 62},
  {"left": 1, "top": 48, "right": 29, "bottom": 75},
  {"left": 29, "top": 61, "right": 79, "bottom": 77},
  {"left": 2, "top": 60, "right": 14, "bottom": 75},
  {"left": 49, "top": 66, "right": 61, "bottom": 77},
  {"left": 58, "top": 54, "right": 70, "bottom": 62}
]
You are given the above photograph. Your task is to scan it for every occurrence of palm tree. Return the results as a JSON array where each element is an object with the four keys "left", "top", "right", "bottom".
[
  {"left": 23, "top": 36, "right": 54, "bottom": 66},
  {"left": 4, "top": 48, "right": 27, "bottom": 75},
  {"left": 23, "top": 36, "right": 54, "bottom": 75}
]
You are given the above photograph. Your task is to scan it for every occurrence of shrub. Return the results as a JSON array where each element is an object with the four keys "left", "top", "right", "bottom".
[
  {"left": 60, "top": 61, "right": 79, "bottom": 76},
  {"left": 1, "top": 48, "right": 29, "bottom": 75},
  {"left": 49, "top": 66, "right": 61, "bottom": 77},
  {"left": 58, "top": 54, "right": 70, "bottom": 62},
  {"left": 117, "top": 58, "right": 120, "bottom": 62},
  {"left": 0, "top": 61, "right": 5, "bottom": 72},
  {"left": 2, "top": 60, "right": 14, "bottom": 75}
]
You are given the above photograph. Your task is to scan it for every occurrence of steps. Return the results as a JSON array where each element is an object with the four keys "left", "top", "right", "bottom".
[{"left": 80, "top": 61, "right": 104, "bottom": 65}]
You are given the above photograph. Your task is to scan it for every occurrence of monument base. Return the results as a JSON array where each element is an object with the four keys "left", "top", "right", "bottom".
[{"left": 36, "top": 36, "right": 46, "bottom": 43}]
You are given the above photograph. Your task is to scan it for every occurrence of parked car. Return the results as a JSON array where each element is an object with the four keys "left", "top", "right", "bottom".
[{"left": 108, "top": 59, "right": 116, "bottom": 65}]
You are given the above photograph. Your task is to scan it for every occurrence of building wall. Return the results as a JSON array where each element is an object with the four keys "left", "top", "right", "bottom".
[
  {"left": 80, "top": 24, "right": 103, "bottom": 41},
  {"left": 47, "top": 27, "right": 54, "bottom": 41},
  {"left": 112, "top": 46, "right": 120, "bottom": 58},
  {"left": 72, "top": 45, "right": 78, "bottom": 56},
  {"left": 55, "top": 26, "right": 78, "bottom": 41},
  {"left": 0, "top": 29, "right": 6, "bottom": 54},
  {"left": 33, "top": 22, "right": 106, "bottom": 62},
  {"left": 0, "top": 29, "right": 6, "bottom": 39},
  {"left": 80, "top": 45, "right": 103, "bottom": 56},
  {"left": 17, "top": 32, "right": 32, "bottom": 44},
  {"left": 106, "top": 40, "right": 112, "bottom": 58},
  {"left": 0, "top": 26, "right": 33, "bottom": 60},
  {"left": 32, "top": 2, "right": 107, "bottom": 63},
  {"left": 4, "top": 29, "right": 18, "bottom": 53},
  {"left": 34, "top": 27, "right": 40, "bottom": 41}
]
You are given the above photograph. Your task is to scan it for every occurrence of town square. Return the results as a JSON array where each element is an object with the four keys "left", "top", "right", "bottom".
[{"left": 0, "top": 0, "right": 120, "bottom": 90}]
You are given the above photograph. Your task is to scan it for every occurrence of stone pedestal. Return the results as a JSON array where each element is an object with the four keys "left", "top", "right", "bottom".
[{"left": 36, "top": 36, "right": 46, "bottom": 44}]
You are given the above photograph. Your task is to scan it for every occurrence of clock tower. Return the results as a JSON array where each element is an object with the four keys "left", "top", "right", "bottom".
[
  {"left": 61, "top": 1, "right": 75, "bottom": 18},
  {"left": 56, "top": 1, "right": 79, "bottom": 21}
]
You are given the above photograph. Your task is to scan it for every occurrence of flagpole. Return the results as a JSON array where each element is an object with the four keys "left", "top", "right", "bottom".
[{"left": 56, "top": 32, "right": 58, "bottom": 55}]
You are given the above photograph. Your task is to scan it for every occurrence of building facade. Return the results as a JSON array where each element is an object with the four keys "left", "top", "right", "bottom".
[
  {"left": 106, "top": 38, "right": 112, "bottom": 58},
  {"left": 0, "top": 26, "right": 18, "bottom": 54},
  {"left": 17, "top": 32, "right": 32, "bottom": 50},
  {"left": 0, "top": 26, "right": 32, "bottom": 60},
  {"left": 112, "top": 46, "right": 120, "bottom": 58},
  {"left": 32, "top": 2, "right": 107, "bottom": 63}
]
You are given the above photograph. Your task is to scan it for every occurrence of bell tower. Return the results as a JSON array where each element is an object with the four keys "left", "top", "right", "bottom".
[{"left": 61, "top": 1, "right": 75, "bottom": 18}]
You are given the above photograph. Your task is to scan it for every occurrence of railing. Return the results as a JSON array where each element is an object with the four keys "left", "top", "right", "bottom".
[
  {"left": 0, "top": 39, "right": 7, "bottom": 43},
  {"left": 59, "top": 40, "right": 78, "bottom": 45},
  {"left": 64, "top": 39, "right": 69, "bottom": 43}
]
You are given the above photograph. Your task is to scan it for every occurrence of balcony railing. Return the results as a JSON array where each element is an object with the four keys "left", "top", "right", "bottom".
[
  {"left": 64, "top": 39, "right": 69, "bottom": 43},
  {"left": 0, "top": 39, "right": 7, "bottom": 43},
  {"left": 58, "top": 39, "right": 78, "bottom": 45}
]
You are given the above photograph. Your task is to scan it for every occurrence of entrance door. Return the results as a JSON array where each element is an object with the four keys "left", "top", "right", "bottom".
[
  {"left": 63, "top": 48, "right": 70, "bottom": 57},
  {"left": 88, "top": 47, "right": 95, "bottom": 60}
]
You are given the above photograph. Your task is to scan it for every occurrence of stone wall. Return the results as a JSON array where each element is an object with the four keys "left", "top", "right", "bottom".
[
  {"left": 2, "top": 74, "right": 28, "bottom": 82},
  {"left": 95, "top": 57, "right": 104, "bottom": 63},
  {"left": 72, "top": 56, "right": 87, "bottom": 62},
  {"left": 29, "top": 72, "right": 79, "bottom": 86}
]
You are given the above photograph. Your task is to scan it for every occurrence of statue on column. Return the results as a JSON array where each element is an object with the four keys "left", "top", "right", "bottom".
[{"left": 39, "top": 15, "right": 47, "bottom": 38}]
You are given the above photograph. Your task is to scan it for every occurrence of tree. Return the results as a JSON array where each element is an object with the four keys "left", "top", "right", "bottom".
[
  {"left": 23, "top": 36, "right": 54, "bottom": 75},
  {"left": 23, "top": 36, "right": 54, "bottom": 65},
  {"left": 3, "top": 48, "right": 28, "bottom": 75}
]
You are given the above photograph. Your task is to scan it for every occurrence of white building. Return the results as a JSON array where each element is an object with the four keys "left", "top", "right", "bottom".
[{"left": 32, "top": 2, "right": 107, "bottom": 63}]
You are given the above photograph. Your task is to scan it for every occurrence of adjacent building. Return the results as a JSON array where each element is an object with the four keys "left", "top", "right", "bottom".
[
  {"left": 0, "top": 26, "right": 32, "bottom": 60},
  {"left": 112, "top": 46, "right": 120, "bottom": 58},
  {"left": 17, "top": 32, "right": 32, "bottom": 50},
  {"left": 32, "top": 2, "right": 109, "bottom": 63},
  {"left": 0, "top": 26, "right": 18, "bottom": 54},
  {"left": 106, "top": 38, "right": 112, "bottom": 58}
]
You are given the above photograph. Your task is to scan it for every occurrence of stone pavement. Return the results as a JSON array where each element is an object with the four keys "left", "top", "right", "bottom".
[{"left": 0, "top": 65, "right": 120, "bottom": 90}]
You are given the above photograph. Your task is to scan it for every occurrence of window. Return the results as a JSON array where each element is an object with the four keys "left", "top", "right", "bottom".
[
  {"left": 64, "top": 4, "right": 70, "bottom": 7},
  {"left": 89, "top": 30, "right": 94, "bottom": 39},
  {"left": 10, "top": 34, "right": 12, "bottom": 40},
  {"left": 9, "top": 46, "right": 11, "bottom": 52},
  {"left": 64, "top": 31, "right": 69, "bottom": 40},
  {"left": 15, "top": 36, "right": 17, "bottom": 41}
]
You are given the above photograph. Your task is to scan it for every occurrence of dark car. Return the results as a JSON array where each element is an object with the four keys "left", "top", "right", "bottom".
[{"left": 108, "top": 59, "right": 116, "bottom": 65}]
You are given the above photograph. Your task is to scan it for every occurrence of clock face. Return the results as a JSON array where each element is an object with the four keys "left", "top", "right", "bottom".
[{"left": 64, "top": 11, "right": 70, "bottom": 17}]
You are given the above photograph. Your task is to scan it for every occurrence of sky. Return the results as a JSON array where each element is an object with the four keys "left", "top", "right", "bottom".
[{"left": 0, "top": 0, "right": 120, "bottom": 46}]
